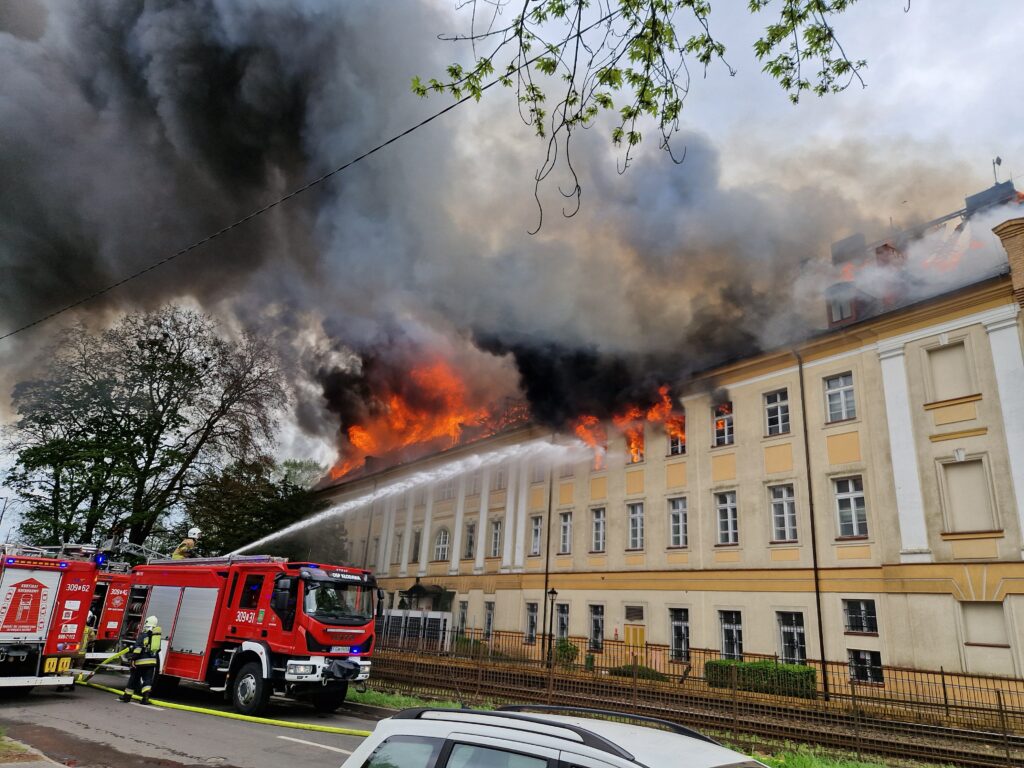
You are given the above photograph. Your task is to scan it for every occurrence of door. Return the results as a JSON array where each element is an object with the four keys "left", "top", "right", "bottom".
[{"left": 0, "top": 568, "right": 62, "bottom": 644}]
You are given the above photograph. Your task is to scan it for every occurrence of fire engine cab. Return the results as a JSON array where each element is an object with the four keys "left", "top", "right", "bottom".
[
  {"left": 0, "top": 545, "right": 98, "bottom": 694},
  {"left": 122, "top": 555, "right": 379, "bottom": 715}
]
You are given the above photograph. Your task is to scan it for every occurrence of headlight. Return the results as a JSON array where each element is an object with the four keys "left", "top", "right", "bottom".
[{"left": 288, "top": 664, "right": 315, "bottom": 675}]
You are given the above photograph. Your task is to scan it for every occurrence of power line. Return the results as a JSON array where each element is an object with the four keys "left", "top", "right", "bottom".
[{"left": 0, "top": 9, "right": 620, "bottom": 344}]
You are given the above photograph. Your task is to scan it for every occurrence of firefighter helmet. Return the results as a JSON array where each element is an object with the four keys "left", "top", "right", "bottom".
[
  {"left": 145, "top": 615, "right": 159, "bottom": 630},
  {"left": 187, "top": 527, "right": 201, "bottom": 539}
]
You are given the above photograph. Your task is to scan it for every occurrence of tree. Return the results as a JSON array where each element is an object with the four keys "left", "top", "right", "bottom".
[
  {"left": 416, "top": 1, "right": 870, "bottom": 227},
  {"left": 4, "top": 307, "right": 287, "bottom": 547},
  {"left": 275, "top": 458, "right": 327, "bottom": 490},
  {"left": 181, "top": 457, "right": 330, "bottom": 558}
]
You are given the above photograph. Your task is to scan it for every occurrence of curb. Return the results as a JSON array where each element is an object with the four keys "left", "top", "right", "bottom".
[{"left": 0, "top": 737, "right": 62, "bottom": 767}]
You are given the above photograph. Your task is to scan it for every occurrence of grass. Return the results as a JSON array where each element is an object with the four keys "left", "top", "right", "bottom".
[
  {"left": 0, "top": 727, "right": 30, "bottom": 761},
  {"left": 753, "top": 747, "right": 896, "bottom": 768},
  {"left": 347, "top": 687, "right": 489, "bottom": 711}
]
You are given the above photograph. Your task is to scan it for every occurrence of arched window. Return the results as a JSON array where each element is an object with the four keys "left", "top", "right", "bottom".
[{"left": 433, "top": 528, "right": 450, "bottom": 561}]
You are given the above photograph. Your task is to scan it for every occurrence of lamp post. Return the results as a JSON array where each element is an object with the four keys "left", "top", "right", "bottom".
[{"left": 546, "top": 587, "right": 558, "bottom": 667}]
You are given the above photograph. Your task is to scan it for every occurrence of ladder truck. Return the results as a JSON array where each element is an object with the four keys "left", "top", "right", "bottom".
[
  {"left": 0, "top": 545, "right": 99, "bottom": 694},
  {"left": 121, "top": 555, "right": 380, "bottom": 715}
]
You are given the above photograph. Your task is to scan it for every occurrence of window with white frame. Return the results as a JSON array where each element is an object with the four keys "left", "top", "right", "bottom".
[
  {"left": 591, "top": 507, "right": 606, "bottom": 553},
  {"left": 627, "top": 502, "right": 645, "bottom": 550},
  {"left": 457, "top": 600, "right": 467, "bottom": 634},
  {"left": 530, "top": 462, "right": 546, "bottom": 484},
  {"left": 716, "top": 491, "right": 739, "bottom": 545},
  {"left": 559, "top": 512, "right": 573, "bottom": 555},
  {"left": 556, "top": 604, "right": 569, "bottom": 640},
  {"left": 830, "top": 296, "right": 853, "bottom": 324},
  {"left": 668, "top": 497, "right": 688, "bottom": 548},
  {"left": 491, "top": 467, "right": 507, "bottom": 491},
  {"left": 848, "top": 649, "right": 883, "bottom": 683},
  {"left": 825, "top": 373, "right": 856, "bottom": 422},
  {"left": 411, "top": 529, "right": 422, "bottom": 561},
  {"left": 770, "top": 484, "right": 798, "bottom": 542},
  {"left": 668, "top": 433, "right": 686, "bottom": 456},
  {"left": 765, "top": 389, "right": 790, "bottom": 435},
  {"left": 436, "top": 478, "right": 456, "bottom": 501},
  {"left": 468, "top": 472, "right": 482, "bottom": 496},
  {"left": 525, "top": 602, "right": 538, "bottom": 644},
  {"left": 834, "top": 476, "right": 868, "bottom": 537},
  {"left": 843, "top": 599, "right": 878, "bottom": 633},
  {"left": 589, "top": 605, "right": 604, "bottom": 651},
  {"left": 713, "top": 403, "right": 734, "bottom": 446},
  {"left": 463, "top": 522, "right": 476, "bottom": 559},
  {"left": 778, "top": 611, "right": 806, "bottom": 665},
  {"left": 720, "top": 610, "right": 743, "bottom": 660},
  {"left": 669, "top": 608, "right": 690, "bottom": 661},
  {"left": 433, "top": 528, "right": 450, "bottom": 561},
  {"left": 489, "top": 520, "right": 502, "bottom": 557},
  {"left": 529, "top": 515, "right": 543, "bottom": 556},
  {"left": 484, "top": 601, "right": 495, "bottom": 639}
]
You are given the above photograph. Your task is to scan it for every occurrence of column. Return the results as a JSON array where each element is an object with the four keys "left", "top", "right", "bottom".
[
  {"left": 379, "top": 495, "right": 396, "bottom": 573},
  {"left": 418, "top": 485, "right": 434, "bottom": 576},
  {"left": 474, "top": 466, "right": 492, "bottom": 574},
  {"left": 500, "top": 463, "right": 518, "bottom": 573},
  {"left": 449, "top": 475, "right": 467, "bottom": 575},
  {"left": 513, "top": 458, "right": 530, "bottom": 571},
  {"left": 985, "top": 311, "right": 1024, "bottom": 547},
  {"left": 878, "top": 342, "right": 931, "bottom": 562},
  {"left": 399, "top": 490, "right": 415, "bottom": 576}
]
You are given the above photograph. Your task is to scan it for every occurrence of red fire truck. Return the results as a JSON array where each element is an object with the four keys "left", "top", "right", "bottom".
[
  {"left": 0, "top": 546, "right": 98, "bottom": 694},
  {"left": 122, "top": 555, "right": 379, "bottom": 715},
  {"left": 86, "top": 570, "right": 132, "bottom": 659}
]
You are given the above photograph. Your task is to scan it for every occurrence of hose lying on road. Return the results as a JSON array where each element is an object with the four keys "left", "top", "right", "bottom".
[{"left": 74, "top": 679, "right": 372, "bottom": 737}]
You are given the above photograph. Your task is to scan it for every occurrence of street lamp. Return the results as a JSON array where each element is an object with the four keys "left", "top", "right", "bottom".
[{"left": 546, "top": 588, "right": 558, "bottom": 666}]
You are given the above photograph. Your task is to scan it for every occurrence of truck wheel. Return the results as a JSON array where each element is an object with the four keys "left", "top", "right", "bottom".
[
  {"left": 311, "top": 682, "right": 348, "bottom": 714},
  {"left": 231, "top": 662, "right": 269, "bottom": 716}
]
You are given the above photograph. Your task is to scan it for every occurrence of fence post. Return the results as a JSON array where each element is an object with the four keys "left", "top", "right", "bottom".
[
  {"left": 940, "top": 666, "right": 950, "bottom": 719},
  {"left": 474, "top": 657, "right": 484, "bottom": 705},
  {"left": 632, "top": 653, "right": 639, "bottom": 710},
  {"left": 730, "top": 662, "right": 739, "bottom": 742},
  {"left": 546, "top": 645, "right": 556, "bottom": 704},
  {"left": 850, "top": 680, "right": 862, "bottom": 763},
  {"left": 996, "top": 690, "right": 1012, "bottom": 768}
]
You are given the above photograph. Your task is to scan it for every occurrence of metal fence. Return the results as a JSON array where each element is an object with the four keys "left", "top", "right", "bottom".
[{"left": 371, "top": 625, "right": 1024, "bottom": 768}]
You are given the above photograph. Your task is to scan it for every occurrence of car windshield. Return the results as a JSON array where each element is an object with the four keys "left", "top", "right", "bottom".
[{"left": 302, "top": 581, "right": 373, "bottom": 625}]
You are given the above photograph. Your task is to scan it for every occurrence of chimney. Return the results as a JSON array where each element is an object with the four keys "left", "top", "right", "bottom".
[{"left": 992, "top": 217, "right": 1024, "bottom": 307}]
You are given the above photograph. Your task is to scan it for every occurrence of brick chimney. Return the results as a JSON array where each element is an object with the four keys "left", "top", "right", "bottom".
[{"left": 993, "top": 216, "right": 1024, "bottom": 307}]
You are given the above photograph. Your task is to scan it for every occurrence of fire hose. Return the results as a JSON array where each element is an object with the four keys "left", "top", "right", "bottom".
[{"left": 76, "top": 647, "right": 131, "bottom": 681}]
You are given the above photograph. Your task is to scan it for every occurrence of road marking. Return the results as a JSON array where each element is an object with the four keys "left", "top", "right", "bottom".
[
  {"left": 131, "top": 702, "right": 175, "bottom": 712},
  {"left": 277, "top": 735, "right": 353, "bottom": 755}
]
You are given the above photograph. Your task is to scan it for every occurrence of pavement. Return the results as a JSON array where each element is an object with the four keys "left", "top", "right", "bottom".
[{"left": 0, "top": 673, "right": 374, "bottom": 768}]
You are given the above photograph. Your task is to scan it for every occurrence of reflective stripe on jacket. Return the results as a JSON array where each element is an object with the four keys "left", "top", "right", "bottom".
[{"left": 131, "top": 626, "right": 162, "bottom": 665}]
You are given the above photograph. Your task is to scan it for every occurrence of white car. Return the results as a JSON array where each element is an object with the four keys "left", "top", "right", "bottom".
[{"left": 340, "top": 705, "right": 767, "bottom": 768}]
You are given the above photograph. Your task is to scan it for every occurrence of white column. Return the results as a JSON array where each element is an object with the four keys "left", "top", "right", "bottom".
[
  {"left": 474, "top": 467, "right": 492, "bottom": 574},
  {"left": 878, "top": 343, "right": 931, "bottom": 562},
  {"left": 449, "top": 475, "right": 467, "bottom": 575},
  {"left": 399, "top": 490, "right": 414, "bottom": 576},
  {"left": 513, "top": 459, "right": 530, "bottom": 571},
  {"left": 986, "top": 312, "right": 1024, "bottom": 548},
  {"left": 418, "top": 485, "right": 434, "bottom": 576},
  {"left": 500, "top": 463, "right": 517, "bottom": 573},
  {"left": 380, "top": 495, "right": 397, "bottom": 573}
]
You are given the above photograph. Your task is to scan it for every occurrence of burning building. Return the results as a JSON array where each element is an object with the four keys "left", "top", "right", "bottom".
[{"left": 317, "top": 196, "right": 1024, "bottom": 682}]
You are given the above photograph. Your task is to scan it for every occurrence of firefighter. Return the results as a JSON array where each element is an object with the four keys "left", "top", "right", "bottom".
[
  {"left": 171, "top": 527, "right": 201, "bottom": 559},
  {"left": 120, "top": 615, "right": 161, "bottom": 704}
]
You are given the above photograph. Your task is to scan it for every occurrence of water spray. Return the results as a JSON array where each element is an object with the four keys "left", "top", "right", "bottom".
[{"left": 231, "top": 437, "right": 592, "bottom": 555}]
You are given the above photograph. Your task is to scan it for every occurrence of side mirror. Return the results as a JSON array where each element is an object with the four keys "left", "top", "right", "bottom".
[{"left": 376, "top": 588, "right": 385, "bottom": 618}]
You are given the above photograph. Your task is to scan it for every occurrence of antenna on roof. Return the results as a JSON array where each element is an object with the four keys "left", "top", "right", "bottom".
[{"left": 993, "top": 156, "right": 1002, "bottom": 184}]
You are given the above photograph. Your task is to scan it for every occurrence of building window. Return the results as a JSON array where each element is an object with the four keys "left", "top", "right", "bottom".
[
  {"left": 559, "top": 512, "right": 573, "bottom": 555},
  {"left": 458, "top": 600, "right": 468, "bottom": 634},
  {"left": 531, "top": 463, "right": 546, "bottom": 484},
  {"left": 927, "top": 341, "right": 972, "bottom": 402},
  {"left": 834, "top": 476, "right": 868, "bottom": 537},
  {"left": 770, "top": 484, "right": 798, "bottom": 542},
  {"left": 463, "top": 522, "right": 476, "bottom": 559},
  {"left": 716, "top": 491, "right": 739, "bottom": 545},
  {"left": 529, "top": 515, "right": 543, "bottom": 556},
  {"left": 392, "top": 533, "right": 403, "bottom": 564},
  {"left": 627, "top": 502, "right": 645, "bottom": 550},
  {"left": 764, "top": 389, "right": 790, "bottom": 436},
  {"left": 668, "top": 497, "right": 688, "bottom": 548},
  {"left": 825, "top": 373, "right": 856, "bottom": 422},
  {"left": 848, "top": 649, "right": 883, "bottom": 683},
  {"left": 411, "top": 529, "right": 422, "bottom": 561},
  {"left": 415, "top": 488, "right": 428, "bottom": 506},
  {"left": 668, "top": 433, "right": 686, "bottom": 456},
  {"left": 525, "top": 602, "right": 538, "bottom": 644},
  {"left": 559, "top": 462, "right": 575, "bottom": 478},
  {"left": 556, "top": 604, "right": 569, "bottom": 640},
  {"left": 436, "top": 478, "right": 456, "bottom": 501},
  {"left": 433, "top": 528, "right": 450, "bottom": 561},
  {"left": 370, "top": 536, "right": 380, "bottom": 564},
  {"left": 489, "top": 520, "right": 503, "bottom": 558},
  {"left": 843, "top": 599, "right": 878, "bottom": 634},
  {"left": 778, "top": 612, "right": 806, "bottom": 665},
  {"left": 491, "top": 467, "right": 507, "bottom": 491},
  {"left": 942, "top": 459, "right": 996, "bottom": 532},
  {"left": 669, "top": 608, "right": 690, "bottom": 661},
  {"left": 588, "top": 605, "right": 604, "bottom": 651},
  {"left": 962, "top": 602, "right": 1009, "bottom": 647},
  {"left": 624, "top": 604, "right": 644, "bottom": 623},
  {"left": 591, "top": 507, "right": 606, "bottom": 553},
  {"left": 484, "top": 601, "right": 495, "bottom": 639},
  {"left": 713, "top": 402, "right": 734, "bottom": 446},
  {"left": 468, "top": 472, "right": 482, "bottom": 496},
  {"left": 720, "top": 610, "right": 743, "bottom": 660},
  {"left": 830, "top": 297, "right": 853, "bottom": 324}
]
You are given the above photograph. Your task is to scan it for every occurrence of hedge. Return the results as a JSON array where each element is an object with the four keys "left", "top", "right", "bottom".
[
  {"left": 608, "top": 664, "right": 669, "bottom": 682},
  {"left": 705, "top": 659, "right": 817, "bottom": 699}
]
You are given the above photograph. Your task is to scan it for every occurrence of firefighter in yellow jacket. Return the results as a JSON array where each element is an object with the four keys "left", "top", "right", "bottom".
[{"left": 120, "top": 615, "right": 161, "bottom": 704}]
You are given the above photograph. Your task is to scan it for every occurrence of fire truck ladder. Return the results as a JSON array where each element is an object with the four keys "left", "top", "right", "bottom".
[{"left": 145, "top": 554, "right": 285, "bottom": 566}]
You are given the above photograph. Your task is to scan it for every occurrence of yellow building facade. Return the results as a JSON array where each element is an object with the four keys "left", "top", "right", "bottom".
[{"left": 320, "top": 217, "right": 1024, "bottom": 680}]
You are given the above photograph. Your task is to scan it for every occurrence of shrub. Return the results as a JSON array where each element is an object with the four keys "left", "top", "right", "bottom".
[
  {"left": 554, "top": 639, "right": 578, "bottom": 667},
  {"left": 705, "top": 659, "right": 817, "bottom": 699},
  {"left": 608, "top": 664, "right": 669, "bottom": 682}
]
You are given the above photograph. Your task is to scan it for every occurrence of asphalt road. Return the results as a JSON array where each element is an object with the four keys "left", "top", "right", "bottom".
[{"left": 0, "top": 673, "right": 374, "bottom": 768}]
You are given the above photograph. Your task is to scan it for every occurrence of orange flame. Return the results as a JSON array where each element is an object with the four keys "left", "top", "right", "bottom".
[
  {"left": 645, "top": 386, "right": 685, "bottom": 442},
  {"left": 612, "top": 405, "right": 645, "bottom": 464},
  {"left": 574, "top": 415, "right": 607, "bottom": 471}
]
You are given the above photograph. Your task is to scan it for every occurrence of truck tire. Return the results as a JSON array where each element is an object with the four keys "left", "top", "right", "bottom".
[
  {"left": 311, "top": 682, "right": 348, "bottom": 714},
  {"left": 231, "top": 661, "right": 269, "bottom": 716}
]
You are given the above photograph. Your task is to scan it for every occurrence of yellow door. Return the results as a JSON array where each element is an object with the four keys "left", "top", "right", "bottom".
[{"left": 624, "top": 624, "right": 646, "bottom": 648}]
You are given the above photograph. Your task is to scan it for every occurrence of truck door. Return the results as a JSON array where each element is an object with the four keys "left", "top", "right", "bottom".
[{"left": 228, "top": 571, "right": 271, "bottom": 641}]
